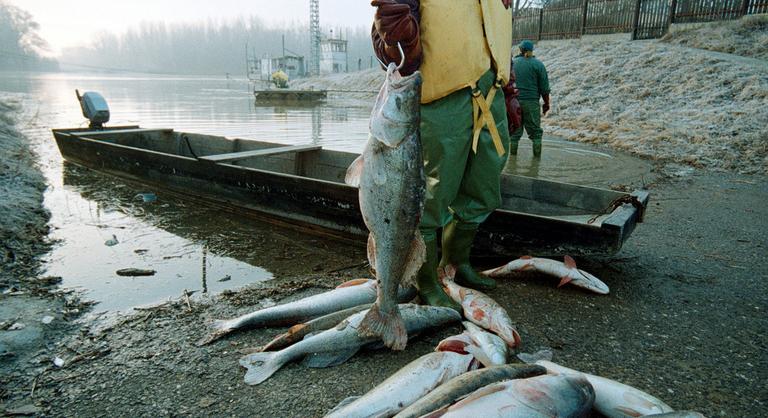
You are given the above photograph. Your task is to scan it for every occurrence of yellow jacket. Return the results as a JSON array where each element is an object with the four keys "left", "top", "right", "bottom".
[{"left": 419, "top": 0, "right": 513, "bottom": 104}]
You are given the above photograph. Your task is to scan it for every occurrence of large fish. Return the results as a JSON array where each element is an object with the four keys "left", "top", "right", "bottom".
[
  {"left": 518, "top": 350, "right": 674, "bottom": 417},
  {"left": 258, "top": 304, "right": 373, "bottom": 352},
  {"left": 345, "top": 62, "right": 425, "bottom": 350},
  {"left": 483, "top": 255, "right": 610, "bottom": 294},
  {"left": 239, "top": 304, "right": 460, "bottom": 385},
  {"left": 324, "top": 351, "right": 475, "bottom": 418},
  {"left": 394, "top": 364, "right": 547, "bottom": 418},
  {"left": 432, "top": 373, "right": 595, "bottom": 417},
  {"left": 440, "top": 268, "right": 522, "bottom": 348},
  {"left": 435, "top": 322, "right": 508, "bottom": 368},
  {"left": 197, "top": 279, "right": 414, "bottom": 346}
]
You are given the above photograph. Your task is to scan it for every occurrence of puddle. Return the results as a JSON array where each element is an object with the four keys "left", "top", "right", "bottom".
[{"left": 0, "top": 71, "right": 652, "bottom": 313}]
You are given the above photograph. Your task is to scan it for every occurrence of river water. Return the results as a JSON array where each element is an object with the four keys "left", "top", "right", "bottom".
[{"left": 0, "top": 71, "right": 651, "bottom": 313}]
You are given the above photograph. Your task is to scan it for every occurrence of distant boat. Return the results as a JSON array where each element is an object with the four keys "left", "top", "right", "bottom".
[{"left": 51, "top": 126, "right": 648, "bottom": 258}]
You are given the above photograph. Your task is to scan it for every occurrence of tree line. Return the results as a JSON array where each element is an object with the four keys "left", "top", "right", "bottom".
[
  {"left": 63, "top": 17, "right": 377, "bottom": 76},
  {"left": 0, "top": 1, "right": 58, "bottom": 71}
]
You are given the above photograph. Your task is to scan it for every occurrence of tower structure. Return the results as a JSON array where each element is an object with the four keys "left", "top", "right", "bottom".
[{"left": 309, "top": 0, "right": 321, "bottom": 76}]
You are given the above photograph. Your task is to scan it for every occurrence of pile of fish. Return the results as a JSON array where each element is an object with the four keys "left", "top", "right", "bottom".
[{"left": 195, "top": 62, "right": 705, "bottom": 417}]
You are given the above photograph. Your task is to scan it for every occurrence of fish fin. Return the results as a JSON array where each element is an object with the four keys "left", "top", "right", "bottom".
[
  {"left": 517, "top": 349, "right": 553, "bottom": 364},
  {"left": 558, "top": 276, "right": 573, "bottom": 288},
  {"left": 302, "top": 347, "right": 359, "bottom": 368},
  {"left": 564, "top": 255, "right": 577, "bottom": 269},
  {"left": 358, "top": 304, "right": 408, "bottom": 351},
  {"left": 435, "top": 337, "right": 469, "bottom": 354},
  {"left": 195, "top": 319, "right": 233, "bottom": 346},
  {"left": 613, "top": 406, "right": 644, "bottom": 417},
  {"left": 521, "top": 255, "right": 533, "bottom": 259},
  {"left": 367, "top": 233, "right": 377, "bottom": 275},
  {"left": 336, "top": 278, "right": 371, "bottom": 288},
  {"left": 344, "top": 155, "right": 364, "bottom": 187},
  {"left": 401, "top": 233, "right": 426, "bottom": 288},
  {"left": 239, "top": 351, "right": 284, "bottom": 385},
  {"left": 464, "top": 344, "right": 495, "bottom": 368},
  {"left": 327, "top": 396, "right": 361, "bottom": 414}
]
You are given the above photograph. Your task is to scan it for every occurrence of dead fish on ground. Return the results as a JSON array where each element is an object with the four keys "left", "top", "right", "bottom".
[
  {"left": 258, "top": 304, "right": 372, "bottom": 352},
  {"left": 324, "top": 351, "right": 475, "bottom": 418},
  {"left": 394, "top": 363, "right": 547, "bottom": 418},
  {"left": 198, "top": 279, "right": 414, "bottom": 346},
  {"left": 518, "top": 350, "right": 674, "bottom": 417},
  {"left": 483, "top": 255, "right": 609, "bottom": 295},
  {"left": 239, "top": 304, "right": 460, "bottom": 385},
  {"left": 435, "top": 322, "right": 508, "bottom": 368},
  {"left": 441, "top": 267, "right": 521, "bottom": 348},
  {"left": 644, "top": 413, "right": 706, "bottom": 418},
  {"left": 432, "top": 373, "right": 595, "bottom": 417},
  {"left": 345, "top": 61, "right": 425, "bottom": 350}
]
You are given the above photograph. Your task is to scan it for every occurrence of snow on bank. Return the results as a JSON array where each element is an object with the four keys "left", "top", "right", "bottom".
[
  {"left": 0, "top": 95, "right": 50, "bottom": 282},
  {"left": 539, "top": 37, "right": 767, "bottom": 174},
  {"left": 297, "top": 36, "right": 767, "bottom": 174},
  {"left": 662, "top": 15, "right": 768, "bottom": 61}
]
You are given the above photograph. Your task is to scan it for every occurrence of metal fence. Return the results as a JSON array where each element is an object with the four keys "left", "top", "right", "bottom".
[{"left": 512, "top": 0, "right": 767, "bottom": 43}]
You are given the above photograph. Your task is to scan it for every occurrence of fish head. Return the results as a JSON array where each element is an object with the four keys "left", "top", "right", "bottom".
[
  {"left": 567, "top": 269, "right": 610, "bottom": 295},
  {"left": 369, "top": 63, "right": 422, "bottom": 148}
]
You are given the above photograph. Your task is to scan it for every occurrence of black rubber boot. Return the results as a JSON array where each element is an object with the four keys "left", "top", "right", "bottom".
[
  {"left": 415, "top": 236, "right": 462, "bottom": 312},
  {"left": 440, "top": 221, "right": 497, "bottom": 290}
]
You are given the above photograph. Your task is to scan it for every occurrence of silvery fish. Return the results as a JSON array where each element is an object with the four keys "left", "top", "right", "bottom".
[
  {"left": 198, "top": 279, "right": 414, "bottom": 346},
  {"left": 324, "top": 351, "right": 474, "bottom": 418},
  {"left": 258, "top": 304, "right": 373, "bottom": 352},
  {"left": 483, "top": 255, "right": 609, "bottom": 294},
  {"left": 239, "top": 304, "right": 460, "bottom": 385},
  {"left": 433, "top": 374, "right": 595, "bottom": 417},
  {"left": 394, "top": 364, "right": 547, "bottom": 418},
  {"left": 518, "top": 350, "right": 674, "bottom": 417},
  {"left": 441, "top": 267, "right": 522, "bottom": 348},
  {"left": 345, "top": 62, "right": 425, "bottom": 350}
]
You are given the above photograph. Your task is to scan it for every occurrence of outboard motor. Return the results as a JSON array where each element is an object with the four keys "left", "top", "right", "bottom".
[{"left": 75, "top": 89, "right": 110, "bottom": 129}]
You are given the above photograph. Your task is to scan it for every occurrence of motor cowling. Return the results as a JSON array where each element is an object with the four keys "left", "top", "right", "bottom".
[{"left": 76, "top": 89, "right": 110, "bottom": 128}]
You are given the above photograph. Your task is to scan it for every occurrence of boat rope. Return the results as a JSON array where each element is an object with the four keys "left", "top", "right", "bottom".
[
  {"left": 182, "top": 134, "right": 198, "bottom": 159},
  {"left": 588, "top": 195, "right": 645, "bottom": 225}
]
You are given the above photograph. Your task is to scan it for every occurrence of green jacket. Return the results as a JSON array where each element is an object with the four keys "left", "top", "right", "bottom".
[{"left": 512, "top": 55, "right": 550, "bottom": 101}]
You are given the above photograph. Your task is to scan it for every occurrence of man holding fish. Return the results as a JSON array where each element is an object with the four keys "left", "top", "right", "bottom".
[{"left": 371, "top": 0, "right": 516, "bottom": 309}]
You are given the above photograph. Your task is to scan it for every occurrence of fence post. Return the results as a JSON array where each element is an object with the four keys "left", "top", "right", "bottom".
[
  {"left": 740, "top": 0, "right": 751, "bottom": 16},
  {"left": 581, "top": 0, "right": 589, "bottom": 35},
  {"left": 631, "top": 0, "right": 642, "bottom": 40},
  {"left": 669, "top": 0, "right": 677, "bottom": 24},
  {"left": 538, "top": 8, "right": 544, "bottom": 40}
]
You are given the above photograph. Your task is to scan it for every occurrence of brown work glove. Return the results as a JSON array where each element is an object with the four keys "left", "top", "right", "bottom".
[
  {"left": 542, "top": 94, "right": 551, "bottom": 116},
  {"left": 370, "top": 0, "right": 421, "bottom": 76},
  {"left": 503, "top": 80, "right": 522, "bottom": 133}
]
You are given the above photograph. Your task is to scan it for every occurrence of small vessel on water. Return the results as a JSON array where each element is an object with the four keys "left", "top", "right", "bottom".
[{"left": 51, "top": 125, "right": 648, "bottom": 258}]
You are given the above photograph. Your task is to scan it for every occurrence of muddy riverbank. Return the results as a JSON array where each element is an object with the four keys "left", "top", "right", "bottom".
[
  {"left": 2, "top": 164, "right": 765, "bottom": 416},
  {"left": 0, "top": 97, "right": 91, "bottom": 414}
]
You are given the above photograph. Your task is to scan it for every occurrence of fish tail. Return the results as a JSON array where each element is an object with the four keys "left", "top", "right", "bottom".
[
  {"left": 357, "top": 304, "right": 408, "bottom": 351},
  {"left": 195, "top": 319, "right": 233, "bottom": 346},
  {"left": 239, "top": 351, "right": 285, "bottom": 385}
]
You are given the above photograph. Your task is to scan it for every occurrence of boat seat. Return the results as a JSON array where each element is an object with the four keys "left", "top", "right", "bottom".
[{"left": 199, "top": 144, "right": 322, "bottom": 163}]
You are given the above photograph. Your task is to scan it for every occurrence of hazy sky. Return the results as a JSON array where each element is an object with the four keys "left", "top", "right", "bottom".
[{"left": 9, "top": 0, "right": 375, "bottom": 56}]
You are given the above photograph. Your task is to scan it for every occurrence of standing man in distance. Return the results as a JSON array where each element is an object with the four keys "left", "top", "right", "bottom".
[
  {"left": 371, "top": 0, "right": 516, "bottom": 310},
  {"left": 510, "top": 39, "right": 550, "bottom": 158}
]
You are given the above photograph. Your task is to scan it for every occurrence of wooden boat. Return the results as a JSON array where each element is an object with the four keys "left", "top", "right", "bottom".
[
  {"left": 51, "top": 126, "right": 649, "bottom": 257},
  {"left": 253, "top": 89, "right": 327, "bottom": 103}
]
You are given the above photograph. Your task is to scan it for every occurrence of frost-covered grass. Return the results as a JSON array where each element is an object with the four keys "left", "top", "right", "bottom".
[
  {"left": 662, "top": 14, "right": 768, "bottom": 61},
  {"left": 0, "top": 95, "right": 50, "bottom": 278},
  {"left": 539, "top": 37, "right": 767, "bottom": 174}
]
